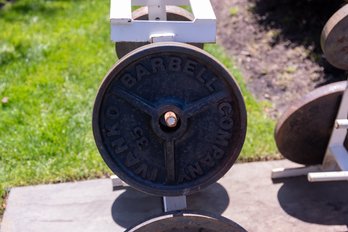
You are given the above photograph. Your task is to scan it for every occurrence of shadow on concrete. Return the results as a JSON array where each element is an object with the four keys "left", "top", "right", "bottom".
[
  {"left": 277, "top": 176, "right": 348, "bottom": 226},
  {"left": 252, "top": 0, "right": 347, "bottom": 85},
  {"left": 111, "top": 182, "right": 230, "bottom": 228},
  {"left": 186, "top": 182, "right": 230, "bottom": 214}
]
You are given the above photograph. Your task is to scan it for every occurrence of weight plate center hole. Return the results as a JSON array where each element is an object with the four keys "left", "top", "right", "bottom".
[{"left": 159, "top": 111, "right": 181, "bottom": 133}]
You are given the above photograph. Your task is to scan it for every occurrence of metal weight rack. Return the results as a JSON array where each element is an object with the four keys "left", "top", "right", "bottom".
[
  {"left": 110, "top": 0, "right": 216, "bottom": 44},
  {"left": 109, "top": 0, "right": 216, "bottom": 213},
  {"left": 272, "top": 80, "right": 348, "bottom": 182}
]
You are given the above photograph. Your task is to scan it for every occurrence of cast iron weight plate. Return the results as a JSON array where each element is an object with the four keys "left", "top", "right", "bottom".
[
  {"left": 321, "top": 4, "right": 348, "bottom": 70},
  {"left": 93, "top": 42, "right": 247, "bottom": 196},
  {"left": 115, "top": 6, "right": 204, "bottom": 59},
  {"left": 126, "top": 211, "right": 247, "bottom": 232},
  {"left": 275, "top": 81, "right": 347, "bottom": 165}
]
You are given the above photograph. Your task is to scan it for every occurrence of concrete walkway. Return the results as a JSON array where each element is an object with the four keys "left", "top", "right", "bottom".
[{"left": 1, "top": 160, "right": 348, "bottom": 232}]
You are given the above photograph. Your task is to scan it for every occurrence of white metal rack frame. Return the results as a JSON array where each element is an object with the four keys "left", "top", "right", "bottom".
[
  {"left": 110, "top": 0, "right": 216, "bottom": 43},
  {"left": 109, "top": 0, "right": 218, "bottom": 212},
  {"left": 272, "top": 80, "right": 348, "bottom": 182}
]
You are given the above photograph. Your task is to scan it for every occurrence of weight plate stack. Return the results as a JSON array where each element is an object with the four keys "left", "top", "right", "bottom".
[
  {"left": 93, "top": 42, "right": 247, "bottom": 196},
  {"left": 321, "top": 4, "right": 348, "bottom": 159},
  {"left": 275, "top": 81, "right": 347, "bottom": 165},
  {"left": 321, "top": 4, "right": 348, "bottom": 70},
  {"left": 115, "top": 6, "right": 204, "bottom": 59},
  {"left": 126, "top": 211, "right": 247, "bottom": 232}
]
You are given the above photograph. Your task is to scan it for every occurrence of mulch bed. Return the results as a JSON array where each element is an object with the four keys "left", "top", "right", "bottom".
[{"left": 212, "top": 0, "right": 347, "bottom": 118}]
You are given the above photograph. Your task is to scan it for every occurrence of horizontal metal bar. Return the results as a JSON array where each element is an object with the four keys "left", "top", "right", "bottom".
[
  {"left": 335, "top": 119, "right": 348, "bottom": 129},
  {"left": 271, "top": 165, "right": 322, "bottom": 179},
  {"left": 111, "top": 20, "right": 216, "bottom": 42},
  {"left": 308, "top": 171, "right": 348, "bottom": 182}
]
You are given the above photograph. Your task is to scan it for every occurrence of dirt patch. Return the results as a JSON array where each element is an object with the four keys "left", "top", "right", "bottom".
[{"left": 211, "top": 0, "right": 347, "bottom": 118}]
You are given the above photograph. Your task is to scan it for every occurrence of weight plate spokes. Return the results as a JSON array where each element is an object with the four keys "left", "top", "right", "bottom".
[
  {"left": 115, "top": 6, "right": 204, "bottom": 59},
  {"left": 275, "top": 81, "right": 347, "bottom": 165},
  {"left": 93, "top": 42, "right": 247, "bottom": 196},
  {"left": 321, "top": 4, "right": 348, "bottom": 70},
  {"left": 126, "top": 210, "right": 247, "bottom": 232}
]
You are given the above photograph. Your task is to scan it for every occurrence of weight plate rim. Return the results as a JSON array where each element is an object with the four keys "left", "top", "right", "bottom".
[
  {"left": 321, "top": 4, "right": 348, "bottom": 70},
  {"left": 125, "top": 210, "right": 247, "bottom": 232},
  {"left": 275, "top": 81, "right": 347, "bottom": 165},
  {"left": 93, "top": 42, "right": 247, "bottom": 196}
]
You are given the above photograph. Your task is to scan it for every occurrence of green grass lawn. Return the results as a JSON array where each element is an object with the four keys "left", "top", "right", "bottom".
[{"left": 0, "top": 0, "right": 277, "bottom": 215}]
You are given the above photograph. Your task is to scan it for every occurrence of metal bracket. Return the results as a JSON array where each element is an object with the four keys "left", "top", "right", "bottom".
[
  {"left": 150, "top": 33, "right": 175, "bottom": 43},
  {"left": 111, "top": 175, "right": 187, "bottom": 212},
  {"left": 110, "top": 0, "right": 216, "bottom": 43},
  {"left": 163, "top": 196, "right": 187, "bottom": 212},
  {"left": 272, "top": 79, "right": 348, "bottom": 182},
  {"left": 111, "top": 175, "right": 129, "bottom": 191}
]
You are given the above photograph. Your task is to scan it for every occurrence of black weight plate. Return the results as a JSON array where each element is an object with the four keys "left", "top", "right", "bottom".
[
  {"left": 126, "top": 211, "right": 247, "bottom": 232},
  {"left": 275, "top": 81, "right": 347, "bottom": 165},
  {"left": 93, "top": 42, "right": 246, "bottom": 196},
  {"left": 321, "top": 4, "right": 348, "bottom": 70},
  {"left": 115, "top": 6, "right": 203, "bottom": 59}
]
